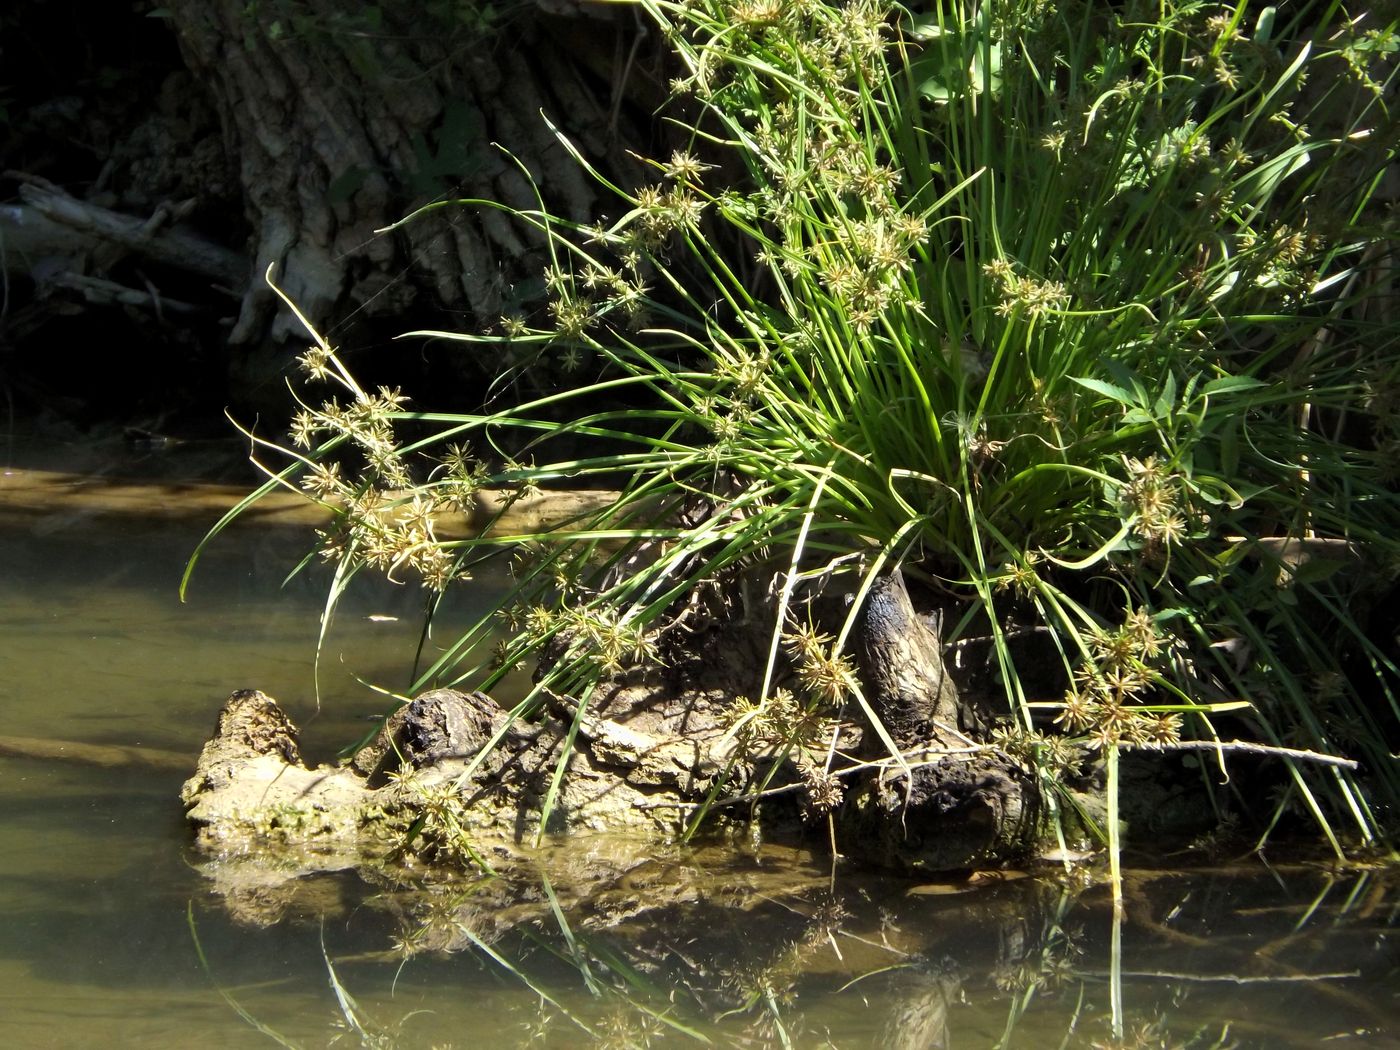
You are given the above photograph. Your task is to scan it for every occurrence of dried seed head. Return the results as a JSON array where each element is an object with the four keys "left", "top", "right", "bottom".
[{"left": 801, "top": 767, "right": 845, "bottom": 819}]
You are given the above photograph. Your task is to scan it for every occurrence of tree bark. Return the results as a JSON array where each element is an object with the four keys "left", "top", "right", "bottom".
[
  {"left": 162, "top": 0, "right": 653, "bottom": 349},
  {"left": 842, "top": 571, "right": 1039, "bottom": 871},
  {"left": 854, "top": 571, "right": 963, "bottom": 754}
]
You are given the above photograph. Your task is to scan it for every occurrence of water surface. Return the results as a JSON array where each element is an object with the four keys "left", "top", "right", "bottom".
[{"left": 0, "top": 455, "right": 1395, "bottom": 1048}]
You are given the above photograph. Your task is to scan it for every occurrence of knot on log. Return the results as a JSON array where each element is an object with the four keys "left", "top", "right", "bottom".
[
  {"left": 354, "top": 688, "right": 507, "bottom": 785},
  {"left": 211, "top": 688, "right": 302, "bottom": 766},
  {"left": 854, "top": 572, "right": 960, "bottom": 753}
]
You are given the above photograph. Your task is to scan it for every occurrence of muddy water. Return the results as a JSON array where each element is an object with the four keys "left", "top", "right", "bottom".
[{"left": 0, "top": 460, "right": 1396, "bottom": 1048}]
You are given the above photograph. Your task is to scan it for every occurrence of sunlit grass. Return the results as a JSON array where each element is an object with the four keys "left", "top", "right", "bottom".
[{"left": 194, "top": 0, "right": 1400, "bottom": 863}]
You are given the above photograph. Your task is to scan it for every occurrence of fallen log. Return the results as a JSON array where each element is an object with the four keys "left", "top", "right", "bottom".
[
  {"left": 10, "top": 172, "right": 246, "bottom": 287},
  {"left": 0, "top": 203, "right": 93, "bottom": 273}
]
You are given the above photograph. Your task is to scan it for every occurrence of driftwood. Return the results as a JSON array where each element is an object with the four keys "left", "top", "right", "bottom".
[
  {"left": 9, "top": 173, "right": 246, "bottom": 287},
  {"left": 46, "top": 272, "right": 202, "bottom": 315},
  {"left": 1, "top": 174, "right": 245, "bottom": 328}
]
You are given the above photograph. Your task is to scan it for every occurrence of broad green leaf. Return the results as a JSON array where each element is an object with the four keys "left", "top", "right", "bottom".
[
  {"left": 1069, "top": 376, "right": 1138, "bottom": 406},
  {"left": 1204, "top": 375, "right": 1269, "bottom": 396}
]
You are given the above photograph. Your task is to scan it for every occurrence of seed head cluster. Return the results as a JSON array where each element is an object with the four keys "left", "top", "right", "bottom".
[{"left": 1056, "top": 607, "right": 1181, "bottom": 748}]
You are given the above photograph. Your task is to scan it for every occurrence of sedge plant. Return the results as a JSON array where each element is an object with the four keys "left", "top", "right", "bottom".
[{"left": 192, "top": 0, "right": 1400, "bottom": 861}]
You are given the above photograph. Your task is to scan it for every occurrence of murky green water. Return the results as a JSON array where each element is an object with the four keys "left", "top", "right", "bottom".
[{"left": 1, "top": 453, "right": 1396, "bottom": 1048}]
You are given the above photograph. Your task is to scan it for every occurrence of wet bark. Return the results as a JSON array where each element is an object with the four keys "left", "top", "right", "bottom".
[
  {"left": 854, "top": 571, "right": 963, "bottom": 754},
  {"left": 841, "top": 571, "right": 1039, "bottom": 871},
  {"left": 355, "top": 687, "right": 512, "bottom": 786}
]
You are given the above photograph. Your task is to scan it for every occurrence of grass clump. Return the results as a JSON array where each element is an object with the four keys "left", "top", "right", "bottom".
[{"left": 199, "top": 0, "right": 1400, "bottom": 857}]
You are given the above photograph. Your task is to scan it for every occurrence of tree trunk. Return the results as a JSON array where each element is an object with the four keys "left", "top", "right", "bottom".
[
  {"left": 163, "top": 0, "right": 655, "bottom": 350},
  {"left": 2, "top": 2, "right": 665, "bottom": 427}
]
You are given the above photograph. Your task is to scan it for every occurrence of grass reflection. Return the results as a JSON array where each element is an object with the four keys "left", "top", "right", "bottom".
[{"left": 187, "top": 847, "right": 1394, "bottom": 1048}]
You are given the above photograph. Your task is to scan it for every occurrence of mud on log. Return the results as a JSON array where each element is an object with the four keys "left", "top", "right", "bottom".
[
  {"left": 181, "top": 686, "right": 733, "bottom": 855},
  {"left": 182, "top": 572, "right": 1043, "bottom": 879}
]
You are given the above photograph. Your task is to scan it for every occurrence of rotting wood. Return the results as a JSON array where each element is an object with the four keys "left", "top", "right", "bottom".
[{"left": 10, "top": 173, "right": 246, "bottom": 286}]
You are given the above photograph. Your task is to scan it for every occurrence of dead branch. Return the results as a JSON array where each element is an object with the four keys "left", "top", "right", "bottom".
[
  {"left": 51, "top": 272, "right": 202, "bottom": 315},
  {"left": 1109, "top": 968, "right": 1358, "bottom": 984},
  {"left": 1123, "top": 739, "right": 1359, "bottom": 771},
  {"left": 9, "top": 171, "right": 246, "bottom": 286}
]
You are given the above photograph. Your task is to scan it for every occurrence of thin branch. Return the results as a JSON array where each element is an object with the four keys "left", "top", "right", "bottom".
[
  {"left": 634, "top": 745, "right": 993, "bottom": 811},
  {"left": 1123, "top": 739, "right": 1359, "bottom": 771},
  {"left": 633, "top": 734, "right": 1360, "bottom": 814},
  {"left": 945, "top": 625, "right": 1052, "bottom": 649},
  {"left": 1103, "top": 969, "right": 1358, "bottom": 984}
]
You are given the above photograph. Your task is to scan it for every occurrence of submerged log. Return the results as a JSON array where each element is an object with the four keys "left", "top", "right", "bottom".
[{"left": 0, "top": 733, "right": 192, "bottom": 773}]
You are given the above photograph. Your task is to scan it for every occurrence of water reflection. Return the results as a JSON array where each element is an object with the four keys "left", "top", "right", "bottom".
[
  {"left": 0, "top": 468, "right": 1395, "bottom": 1047},
  {"left": 186, "top": 842, "right": 1396, "bottom": 1048}
]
